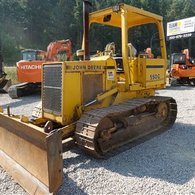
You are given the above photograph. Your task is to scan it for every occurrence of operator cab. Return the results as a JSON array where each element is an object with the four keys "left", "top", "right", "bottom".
[
  {"left": 21, "top": 49, "right": 45, "bottom": 61},
  {"left": 171, "top": 53, "right": 186, "bottom": 65}
]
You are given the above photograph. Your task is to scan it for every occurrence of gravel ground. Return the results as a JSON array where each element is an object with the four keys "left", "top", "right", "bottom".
[{"left": 0, "top": 86, "right": 195, "bottom": 195}]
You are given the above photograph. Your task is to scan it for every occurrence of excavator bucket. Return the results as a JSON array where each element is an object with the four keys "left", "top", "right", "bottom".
[
  {"left": 0, "top": 113, "right": 63, "bottom": 194},
  {"left": 0, "top": 77, "right": 11, "bottom": 93}
]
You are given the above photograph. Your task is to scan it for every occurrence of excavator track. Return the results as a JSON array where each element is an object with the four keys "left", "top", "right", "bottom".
[
  {"left": 0, "top": 74, "right": 11, "bottom": 93},
  {"left": 8, "top": 82, "right": 41, "bottom": 99},
  {"left": 75, "top": 96, "right": 177, "bottom": 158}
]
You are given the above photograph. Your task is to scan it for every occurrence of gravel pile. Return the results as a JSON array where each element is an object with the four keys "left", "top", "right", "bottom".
[{"left": 0, "top": 86, "right": 195, "bottom": 195}]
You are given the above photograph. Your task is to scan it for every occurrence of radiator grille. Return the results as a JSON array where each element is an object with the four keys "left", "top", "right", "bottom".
[{"left": 42, "top": 64, "right": 62, "bottom": 115}]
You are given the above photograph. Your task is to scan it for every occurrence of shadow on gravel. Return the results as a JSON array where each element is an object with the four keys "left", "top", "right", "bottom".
[
  {"left": 58, "top": 175, "right": 88, "bottom": 195},
  {"left": 62, "top": 122, "right": 195, "bottom": 187}
]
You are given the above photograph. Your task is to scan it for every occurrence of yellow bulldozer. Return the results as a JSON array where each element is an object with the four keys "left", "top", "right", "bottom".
[{"left": 0, "top": 1, "right": 177, "bottom": 194}]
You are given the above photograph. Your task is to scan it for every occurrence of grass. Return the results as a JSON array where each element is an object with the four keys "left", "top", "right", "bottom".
[{"left": 4, "top": 66, "right": 18, "bottom": 84}]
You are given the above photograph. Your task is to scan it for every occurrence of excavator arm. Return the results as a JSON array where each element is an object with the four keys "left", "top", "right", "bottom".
[{"left": 46, "top": 39, "right": 72, "bottom": 61}]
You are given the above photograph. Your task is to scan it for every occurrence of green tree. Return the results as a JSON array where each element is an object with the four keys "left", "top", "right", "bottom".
[
  {"left": 0, "top": 0, "right": 24, "bottom": 64},
  {"left": 1, "top": 0, "right": 195, "bottom": 63}
]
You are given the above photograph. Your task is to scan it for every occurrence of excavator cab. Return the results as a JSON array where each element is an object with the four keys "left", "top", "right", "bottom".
[
  {"left": 21, "top": 49, "right": 46, "bottom": 61},
  {"left": 171, "top": 53, "right": 186, "bottom": 65},
  {"left": 170, "top": 50, "right": 195, "bottom": 85},
  {"left": 16, "top": 49, "right": 46, "bottom": 83},
  {"left": 171, "top": 49, "right": 195, "bottom": 66}
]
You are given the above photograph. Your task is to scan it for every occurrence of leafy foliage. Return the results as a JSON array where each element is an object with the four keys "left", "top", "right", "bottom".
[{"left": 0, "top": 0, "right": 194, "bottom": 64}]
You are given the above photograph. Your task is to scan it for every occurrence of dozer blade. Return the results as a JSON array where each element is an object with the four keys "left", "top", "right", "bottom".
[
  {"left": 0, "top": 113, "right": 63, "bottom": 194},
  {"left": 0, "top": 78, "right": 11, "bottom": 93}
]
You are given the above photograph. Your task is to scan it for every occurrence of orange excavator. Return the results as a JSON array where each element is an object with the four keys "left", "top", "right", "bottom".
[
  {"left": 8, "top": 39, "right": 72, "bottom": 98},
  {"left": 170, "top": 49, "right": 195, "bottom": 86},
  {"left": 46, "top": 39, "right": 72, "bottom": 61}
]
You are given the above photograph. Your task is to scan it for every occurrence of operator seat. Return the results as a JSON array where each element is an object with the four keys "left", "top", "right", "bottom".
[{"left": 115, "top": 43, "right": 138, "bottom": 72}]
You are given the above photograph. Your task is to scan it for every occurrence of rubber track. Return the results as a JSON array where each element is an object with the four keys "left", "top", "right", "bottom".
[{"left": 75, "top": 96, "right": 177, "bottom": 158}]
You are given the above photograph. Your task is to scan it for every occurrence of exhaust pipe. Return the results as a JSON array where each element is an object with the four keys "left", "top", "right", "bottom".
[{"left": 83, "top": 0, "right": 92, "bottom": 60}]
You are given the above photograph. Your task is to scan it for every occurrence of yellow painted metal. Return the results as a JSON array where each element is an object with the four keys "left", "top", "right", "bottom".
[
  {"left": 113, "top": 91, "right": 137, "bottom": 104},
  {"left": 62, "top": 72, "right": 81, "bottom": 124},
  {"left": 129, "top": 59, "right": 138, "bottom": 84},
  {"left": 96, "top": 88, "right": 118, "bottom": 102},
  {"left": 88, "top": 3, "right": 167, "bottom": 91},
  {"left": 113, "top": 89, "right": 155, "bottom": 105},
  {"left": 157, "top": 21, "right": 167, "bottom": 80},
  {"left": 138, "top": 58, "right": 166, "bottom": 88},
  {"left": 43, "top": 58, "right": 117, "bottom": 125},
  {"left": 20, "top": 115, "right": 29, "bottom": 123},
  {"left": 61, "top": 123, "right": 76, "bottom": 139},
  {"left": 89, "top": 4, "right": 163, "bottom": 28},
  {"left": 31, "top": 117, "right": 48, "bottom": 126},
  {"left": 121, "top": 7, "right": 131, "bottom": 88}
]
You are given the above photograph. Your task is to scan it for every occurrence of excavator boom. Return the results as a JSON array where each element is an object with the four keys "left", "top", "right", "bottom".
[{"left": 46, "top": 39, "right": 72, "bottom": 61}]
